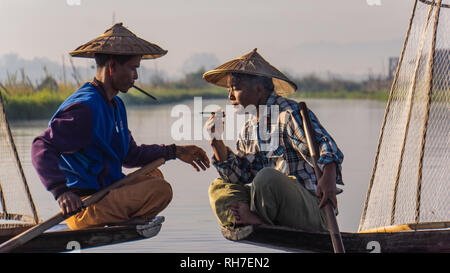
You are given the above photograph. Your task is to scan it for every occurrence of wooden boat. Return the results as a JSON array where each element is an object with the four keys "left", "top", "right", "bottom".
[
  {"left": 222, "top": 223, "right": 450, "bottom": 253},
  {"left": 223, "top": 0, "right": 450, "bottom": 254},
  {"left": 0, "top": 63, "right": 168, "bottom": 253},
  {"left": 0, "top": 216, "right": 164, "bottom": 253}
]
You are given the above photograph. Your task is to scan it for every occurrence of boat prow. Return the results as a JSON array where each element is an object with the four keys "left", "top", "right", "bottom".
[
  {"left": 0, "top": 216, "right": 165, "bottom": 253},
  {"left": 222, "top": 224, "right": 450, "bottom": 253}
]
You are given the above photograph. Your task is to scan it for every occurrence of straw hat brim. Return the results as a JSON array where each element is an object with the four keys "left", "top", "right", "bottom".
[
  {"left": 69, "top": 23, "right": 167, "bottom": 59},
  {"left": 202, "top": 49, "right": 297, "bottom": 95},
  {"left": 203, "top": 69, "right": 297, "bottom": 96}
]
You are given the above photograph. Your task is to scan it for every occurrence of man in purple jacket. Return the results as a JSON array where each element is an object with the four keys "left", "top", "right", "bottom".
[{"left": 31, "top": 23, "right": 210, "bottom": 230}]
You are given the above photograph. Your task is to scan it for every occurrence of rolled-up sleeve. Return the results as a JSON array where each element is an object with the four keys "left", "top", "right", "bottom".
[
  {"left": 285, "top": 109, "right": 344, "bottom": 185},
  {"left": 212, "top": 139, "right": 257, "bottom": 185}
]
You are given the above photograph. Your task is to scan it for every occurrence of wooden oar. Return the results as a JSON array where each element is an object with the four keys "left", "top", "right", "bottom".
[
  {"left": 298, "top": 102, "right": 345, "bottom": 253},
  {"left": 0, "top": 157, "right": 166, "bottom": 253}
]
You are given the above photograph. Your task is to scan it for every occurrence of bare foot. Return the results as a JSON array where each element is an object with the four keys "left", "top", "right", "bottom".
[{"left": 230, "top": 202, "right": 263, "bottom": 225}]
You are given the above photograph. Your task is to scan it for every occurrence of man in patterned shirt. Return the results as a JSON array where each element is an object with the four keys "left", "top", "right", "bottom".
[{"left": 202, "top": 49, "right": 344, "bottom": 231}]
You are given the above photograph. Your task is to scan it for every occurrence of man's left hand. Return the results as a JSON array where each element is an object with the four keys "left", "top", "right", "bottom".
[
  {"left": 176, "top": 145, "right": 210, "bottom": 172},
  {"left": 316, "top": 162, "right": 337, "bottom": 209}
]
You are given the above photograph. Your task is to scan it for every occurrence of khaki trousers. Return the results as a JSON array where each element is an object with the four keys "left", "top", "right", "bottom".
[
  {"left": 208, "top": 167, "right": 328, "bottom": 232},
  {"left": 65, "top": 169, "right": 172, "bottom": 230}
]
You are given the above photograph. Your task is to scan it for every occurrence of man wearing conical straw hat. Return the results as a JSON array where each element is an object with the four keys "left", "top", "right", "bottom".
[
  {"left": 204, "top": 49, "right": 344, "bottom": 231},
  {"left": 31, "top": 23, "right": 210, "bottom": 230}
]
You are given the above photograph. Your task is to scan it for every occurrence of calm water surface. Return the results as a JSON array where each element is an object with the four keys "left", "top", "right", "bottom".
[{"left": 10, "top": 98, "right": 386, "bottom": 252}]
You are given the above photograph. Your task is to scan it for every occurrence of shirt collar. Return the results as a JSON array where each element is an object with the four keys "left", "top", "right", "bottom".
[
  {"left": 265, "top": 92, "right": 279, "bottom": 109},
  {"left": 248, "top": 92, "right": 279, "bottom": 126}
]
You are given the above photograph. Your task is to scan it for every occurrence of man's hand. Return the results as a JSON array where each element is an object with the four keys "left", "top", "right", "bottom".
[
  {"left": 316, "top": 162, "right": 338, "bottom": 209},
  {"left": 205, "top": 112, "right": 229, "bottom": 162},
  {"left": 206, "top": 112, "right": 225, "bottom": 140},
  {"left": 57, "top": 191, "right": 83, "bottom": 217},
  {"left": 176, "top": 145, "right": 210, "bottom": 172}
]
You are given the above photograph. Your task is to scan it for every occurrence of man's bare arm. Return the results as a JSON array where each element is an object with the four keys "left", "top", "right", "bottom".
[{"left": 210, "top": 139, "right": 229, "bottom": 162}]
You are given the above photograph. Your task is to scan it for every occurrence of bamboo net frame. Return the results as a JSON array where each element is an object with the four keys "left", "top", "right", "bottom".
[
  {"left": 0, "top": 91, "right": 39, "bottom": 229},
  {"left": 359, "top": 0, "right": 449, "bottom": 231}
]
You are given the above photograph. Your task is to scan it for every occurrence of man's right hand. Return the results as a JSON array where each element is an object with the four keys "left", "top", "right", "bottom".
[
  {"left": 206, "top": 112, "right": 225, "bottom": 140},
  {"left": 175, "top": 145, "right": 210, "bottom": 172},
  {"left": 205, "top": 112, "right": 230, "bottom": 162},
  {"left": 57, "top": 191, "right": 83, "bottom": 217}
]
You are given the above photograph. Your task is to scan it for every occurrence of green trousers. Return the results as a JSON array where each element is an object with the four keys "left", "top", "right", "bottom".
[{"left": 208, "top": 167, "right": 328, "bottom": 232}]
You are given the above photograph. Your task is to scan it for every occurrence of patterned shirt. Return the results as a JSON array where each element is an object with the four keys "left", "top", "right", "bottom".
[{"left": 212, "top": 93, "right": 344, "bottom": 194}]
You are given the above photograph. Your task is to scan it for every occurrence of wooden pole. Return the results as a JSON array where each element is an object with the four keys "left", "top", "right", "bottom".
[
  {"left": 0, "top": 91, "right": 39, "bottom": 224},
  {"left": 390, "top": 0, "right": 435, "bottom": 225},
  {"left": 298, "top": 102, "right": 345, "bottom": 253},
  {"left": 359, "top": 0, "right": 419, "bottom": 232},
  {"left": 416, "top": 0, "right": 442, "bottom": 224},
  {"left": 0, "top": 158, "right": 165, "bottom": 253}
]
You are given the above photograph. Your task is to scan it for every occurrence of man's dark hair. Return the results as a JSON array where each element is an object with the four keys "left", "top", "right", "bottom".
[
  {"left": 231, "top": 73, "right": 274, "bottom": 94},
  {"left": 94, "top": 54, "right": 138, "bottom": 68}
]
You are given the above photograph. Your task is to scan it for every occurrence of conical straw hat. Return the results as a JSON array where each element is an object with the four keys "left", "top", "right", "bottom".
[
  {"left": 69, "top": 23, "right": 167, "bottom": 59},
  {"left": 202, "top": 48, "right": 297, "bottom": 95}
]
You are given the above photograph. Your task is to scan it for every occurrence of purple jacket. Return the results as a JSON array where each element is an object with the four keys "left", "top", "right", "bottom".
[{"left": 31, "top": 79, "right": 176, "bottom": 199}]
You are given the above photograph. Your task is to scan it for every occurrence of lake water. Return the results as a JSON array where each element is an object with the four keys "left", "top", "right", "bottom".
[{"left": 9, "top": 98, "right": 386, "bottom": 252}]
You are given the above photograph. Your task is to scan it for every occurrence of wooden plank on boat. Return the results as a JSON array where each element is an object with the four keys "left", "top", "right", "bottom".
[
  {"left": 222, "top": 224, "right": 450, "bottom": 253},
  {"left": 0, "top": 216, "right": 164, "bottom": 253}
]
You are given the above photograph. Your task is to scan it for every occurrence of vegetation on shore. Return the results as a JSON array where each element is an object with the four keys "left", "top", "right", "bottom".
[
  {"left": 0, "top": 68, "right": 391, "bottom": 120},
  {"left": 288, "top": 89, "right": 389, "bottom": 101}
]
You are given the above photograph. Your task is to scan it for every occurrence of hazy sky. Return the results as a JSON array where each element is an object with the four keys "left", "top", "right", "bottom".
[{"left": 0, "top": 0, "right": 414, "bottom": 78}]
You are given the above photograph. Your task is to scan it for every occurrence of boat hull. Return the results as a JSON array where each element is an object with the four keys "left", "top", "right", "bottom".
[
  {"left": 0, "top": 216, "right": 164, "bottom": 253},
  {"left": 222, "top": 224, "right": 450, "bottom": 253}
]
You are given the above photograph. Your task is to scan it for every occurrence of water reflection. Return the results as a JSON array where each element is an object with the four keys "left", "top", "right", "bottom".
[{"left": 9, "top": 98, "right": 386, "bottom": 252}]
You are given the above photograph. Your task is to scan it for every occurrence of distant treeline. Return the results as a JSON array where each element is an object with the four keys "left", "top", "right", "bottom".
[
  {"left": 0, "top": 67, "right": 391, "bottom": 120},
  {"left": 147, "top": 67, "right": 392, "bottom": 93}
]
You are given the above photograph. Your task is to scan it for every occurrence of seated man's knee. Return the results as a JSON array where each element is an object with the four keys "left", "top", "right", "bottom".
[
  {"left": 253, "top": 167, "right": 281, "bottom": 190},
  {"left": 149, "top": 168, "right": 164, "bottom": 179},
  {"left": 208, "top": 178, "right": 227, "bottom": 197},
  {"left": 161, "top": 180, "right": 173, "bottom": 204},
  {"left": 208, "top": 177, "right": 250, "bottom": 208},
  {"left": 151, "top": 178, "right": 173, "bottom": 205}
]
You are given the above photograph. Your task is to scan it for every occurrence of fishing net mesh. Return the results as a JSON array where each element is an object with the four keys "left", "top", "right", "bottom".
[
  {"left": 359, "top": 0, "right": 449, "bottom": 231},
  {"left": 0, "top": 92, "right": 38, "bottom": 229}
]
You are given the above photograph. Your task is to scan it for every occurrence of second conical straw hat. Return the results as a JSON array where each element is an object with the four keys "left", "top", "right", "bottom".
[
  {"left": 202, "top": 48, "right": 297, "bottom": 95},
  {"left": 69, "top": 23, "right": 167, "bottom": 59}
]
